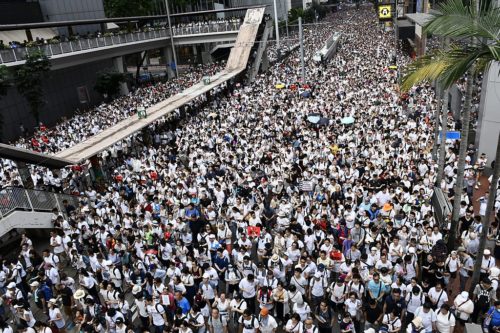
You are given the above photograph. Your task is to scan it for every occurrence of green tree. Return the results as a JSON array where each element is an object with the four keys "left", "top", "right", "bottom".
[
  {"left": 401, "top": 0, "right": 500, "bottom": 291},
  {"left": 15, "top": 50, "right": 51, "bottom": 126},
  {"left": 94, "top": 69, "right": 126, "bottom": 100}
]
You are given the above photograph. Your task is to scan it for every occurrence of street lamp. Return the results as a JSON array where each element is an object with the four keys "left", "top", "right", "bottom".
[
  {"left": 273, "top": 0, "right": 281, "bottom": 59},
  {"left": 165, "top": 0, "right": 179, "bottom": 78}
]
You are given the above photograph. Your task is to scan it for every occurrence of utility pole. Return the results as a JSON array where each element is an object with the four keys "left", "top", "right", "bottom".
[
  {"left": 299, "top": 16, "right": 305, "bottom": 83},
  {"left": 165, "top": 0, "right": 179, "bottom": 78},
  {"left": 273, "top": 0, "right": 281, "bottom": 59}
]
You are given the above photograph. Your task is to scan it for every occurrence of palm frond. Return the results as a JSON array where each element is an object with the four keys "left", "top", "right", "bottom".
[
  {"left": 424, "top": 0, "right": 500, "bottom": 42},
  {"left": 400, "top": 45, "right": 498, "bottom": 91}
]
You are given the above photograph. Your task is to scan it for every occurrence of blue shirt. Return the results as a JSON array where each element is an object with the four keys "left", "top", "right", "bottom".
[
  {"left": 177, "top": 297, "right": 191, "bottom": 314},
  {"left": 367, "top": 280, "right": 384, "bottom": 299}
]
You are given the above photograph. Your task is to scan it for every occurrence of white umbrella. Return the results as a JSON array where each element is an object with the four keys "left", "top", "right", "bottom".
[{"left": 341, "top": 116, "right": 355, "bottom": 124}]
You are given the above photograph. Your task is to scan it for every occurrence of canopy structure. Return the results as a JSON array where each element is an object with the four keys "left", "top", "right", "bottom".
[{"left": 0, "top": 144, "right": 73, "bottom": 169}]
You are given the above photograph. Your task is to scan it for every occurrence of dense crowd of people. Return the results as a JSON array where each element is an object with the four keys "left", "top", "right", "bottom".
[{"left": 0, "top": 5, "right": 499, "bottom": 333}]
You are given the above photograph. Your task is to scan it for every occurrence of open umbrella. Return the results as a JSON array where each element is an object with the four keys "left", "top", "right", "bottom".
[
  {"left": 208, "top": 112, "right": 218, "bottom": 118},
  {"left": 275, "top": 83, "right": 285, "bottom": 89},
  {"left": 301, "top": 91, "right": 311, "bottom": 98},
  {"left": 307, "top": 113, "right": 321, "bottom": 124},
  {"left": 341, "top": 116, "right": 355, "bottom": 124},
  {"left": 318, "top": 117, "right": 330, "bottom": 126}
]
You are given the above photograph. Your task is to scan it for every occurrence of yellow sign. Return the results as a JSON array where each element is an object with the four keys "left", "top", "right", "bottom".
[{"left": 378, "top": 5, "right": 392, "bottom": 19}]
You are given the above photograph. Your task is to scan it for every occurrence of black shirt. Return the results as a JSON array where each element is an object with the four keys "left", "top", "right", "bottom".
[
  {"left": 365, "top": 304, "right": 383, "bottom": 323},
  {"left": 57, "top": 286, "right": 73, "bottom": 306}
]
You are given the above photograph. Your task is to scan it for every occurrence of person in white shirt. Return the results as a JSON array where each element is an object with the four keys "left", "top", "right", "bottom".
[
  {"left": 239, "top": 274, "right": 257, "bottom": 313},
  {"left": 238, "top": 309, "right": 259, "bottom": 333},
  {"left": 414, "top": 303, "right": 437, "bottom": 333},
  {"left": 258, "top": 308, "right": 277, "bottom": 333},
  {"left": 427, "top": 283, "right": 448, "bottom": 311},
  {"left": 146, "top": 296, "right": 167, "bottom": 333},
  {"left": 435, "top": 304, "right": 455, "bottom": 333},
  {"left": 382, "top": 310, "right": 402, "bottom": 333}
]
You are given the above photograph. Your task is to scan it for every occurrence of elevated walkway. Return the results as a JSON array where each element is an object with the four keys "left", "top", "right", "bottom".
[
  {"left": 54, "top": 6, "right": 266, "bottom": 165},
  {"left": 312, "top": 32, "right": 342, "bottom": 63},
  {"left": 248, "top": 19, "right": 272, "bottom": 83},
  {"left": 1, "top": 25, "right": 240, "bottom": 70}
]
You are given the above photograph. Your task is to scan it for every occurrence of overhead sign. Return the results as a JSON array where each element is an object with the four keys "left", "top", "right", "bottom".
[
  {"left": 439, "top": 131, "right": 461, "bottom": 140},
  {"left": 378, "top": 5, "right": 392, "bottom": 20}
]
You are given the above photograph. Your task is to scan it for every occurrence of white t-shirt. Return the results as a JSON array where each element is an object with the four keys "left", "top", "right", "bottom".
[
  {"left": 414, "top": 307, "right": 437, "bottom": 332},
  {"left": 428, "top": 288, "right": 448, "bottom": 310},
  {"left": 258, "top": 315, "right": 278, "bottom": 333},
  {"left": 147, "top": 303, "right": 166, "bottom": 326},
  {"left": 50, "top": 236, "right": 64, "bottom": 254},
  {"left": 239, "top": 279, "right": 257, "bottom": 298},
  {"left": 436, "top": 311, "right": 456, "bottom": 333},
  {"left": 238, "top": 315, "right": 259, "bottom": 333}
]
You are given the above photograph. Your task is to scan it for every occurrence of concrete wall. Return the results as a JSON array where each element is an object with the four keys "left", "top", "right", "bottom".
[
  {"left": 38, "top": 0, "right": 106, "bottom": 35},
  {"left": 476, "top": 61, "right": 500, "bottom": 165},
  {"left": 0, "top": 58, "right": 112, "bottom": 141},
  {"left": 0, "top": 211, "right": 53, "bottom": 238}
]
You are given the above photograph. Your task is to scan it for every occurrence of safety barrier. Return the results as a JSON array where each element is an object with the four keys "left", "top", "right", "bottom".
[{"left": 0, "top": 187, "right": 80, "bottom": 219}]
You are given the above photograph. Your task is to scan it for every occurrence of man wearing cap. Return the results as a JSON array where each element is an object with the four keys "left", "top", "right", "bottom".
[
  {"left": 453, "top": 291, "right": 474, "bottom": 325},
  {"left": 258, "top": 307, "right": 277, "bottom": 333},
  {"left": 481, "top": 249, "right": 496, "bottom": 281}
]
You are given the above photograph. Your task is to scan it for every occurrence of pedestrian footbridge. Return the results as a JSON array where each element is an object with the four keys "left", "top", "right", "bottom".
[{"left": 0, "top": 23, "right": 241, "bottom": 70}]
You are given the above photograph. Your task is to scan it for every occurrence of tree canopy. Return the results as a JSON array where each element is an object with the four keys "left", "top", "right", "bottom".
[
  {"left": 15, "top": 50, "right": 51, "bottom": 125},
  {"left": 400, "top": 0, "right": 500, "bottom": 90}
]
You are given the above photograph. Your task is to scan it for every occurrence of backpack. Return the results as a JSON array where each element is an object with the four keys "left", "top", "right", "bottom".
[
  {"left": 477, "top": 285, "right": 493, "bottom": 310},
  {"left": 243, "top": 315, "right": 258, "bottom": 330}
]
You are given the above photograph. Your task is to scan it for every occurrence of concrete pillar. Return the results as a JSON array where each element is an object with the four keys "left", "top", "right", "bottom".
[
  {"left": 112, "top": 56, "right": 129, "bottom": 96},
  {"left": 261, "top": 49, "right": 270, "bottom": 72},
  {"left": 201, "top": 43, "right": 213, "bottom": 64},
  {"left": 163, "top": 46, "right": 175, "bottom": 79}
]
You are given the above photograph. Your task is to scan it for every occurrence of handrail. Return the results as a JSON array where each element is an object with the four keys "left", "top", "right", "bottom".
[
  {"left": 0, "top": 22, "right": 242, "bottom": 64},
  {"left": 0, "top": 186, "right": 80, "bottom": 219}
]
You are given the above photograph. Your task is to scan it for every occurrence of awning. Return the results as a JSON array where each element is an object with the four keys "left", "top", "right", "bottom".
[{"left": 0, "top": 27, "right": 57, "bottom": 43}]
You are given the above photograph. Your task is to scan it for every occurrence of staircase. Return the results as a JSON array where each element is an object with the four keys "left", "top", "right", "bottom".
[
  {"left": 0, "top": 187, "right": 80, "bottom": 236},
  {"left": 248, "top": 19, "right": 273, "bottom": 83}
]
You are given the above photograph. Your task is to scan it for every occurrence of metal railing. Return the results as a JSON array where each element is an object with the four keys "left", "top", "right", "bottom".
[
  {"left": 0, "top": 22, "right": 242, "bottom": 64},
  {"left": 0, "top": 186, "right": 80, "bottom": 219}
]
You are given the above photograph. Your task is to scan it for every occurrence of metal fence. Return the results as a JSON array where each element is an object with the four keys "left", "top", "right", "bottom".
[
  {"left": 0, "top": 187, "right": 80, "bottom": 219},
  {"left": 0, "top": 22, "right": 242, "bottom": 64}
]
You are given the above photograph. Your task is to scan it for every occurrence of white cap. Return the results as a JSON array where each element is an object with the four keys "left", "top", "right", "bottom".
[
  {"left": 7, "top": 282, "right": 16, "bottom": 289},
  {"left": 461, "top": 291, "right": 469, "bottom": 299},
  {"left": 132, "top": 285, "right": 142, "bottom": 294},
  {"left": 484, "top": 249, "right": 491, "bottom": 255},
  {"left": 490, "top": 267, "right": 500, "bottom": 278}
]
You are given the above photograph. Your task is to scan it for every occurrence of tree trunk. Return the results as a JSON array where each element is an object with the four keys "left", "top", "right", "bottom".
[
  {"left": 469, "top": 132, "right": 500, "bottom": 293},
  {"left": 449, "top": 70, "right": 473, "bottom": 252},
  {"left": 432, "top": 81, "right": 442, "bottom": 160},
  {"left": 436, "top": 88, "right": 449, "bottom": 186},
  {"left": 135, "top": 51, "right": 148, "bottom": 85}
]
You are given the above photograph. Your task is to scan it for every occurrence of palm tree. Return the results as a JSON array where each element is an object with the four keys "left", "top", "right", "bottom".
[{"left": 401, "top": 0, "right": 500, "bottom": 282}]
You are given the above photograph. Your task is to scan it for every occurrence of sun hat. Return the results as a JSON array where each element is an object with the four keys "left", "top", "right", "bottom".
[{"left": 74, "top": 289, "right": 86, "bottom": 300}]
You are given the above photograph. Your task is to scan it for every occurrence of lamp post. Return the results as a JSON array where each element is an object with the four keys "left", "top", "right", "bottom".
[
  {"left": 165, "top": 0, "right": 179, "bottom": 78},
  {"left": 273, "top": 0, "right": 281, "bottom": 59}
]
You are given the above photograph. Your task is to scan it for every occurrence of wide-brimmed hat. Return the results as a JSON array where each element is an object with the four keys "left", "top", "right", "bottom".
[{"left": 74, "top": 289, "right": 86, "bottom": 300}]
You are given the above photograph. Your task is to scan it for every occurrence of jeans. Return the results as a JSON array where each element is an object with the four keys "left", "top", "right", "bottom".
[{"left": 153, "top": 324, "right": 164, "bottom": 333}]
